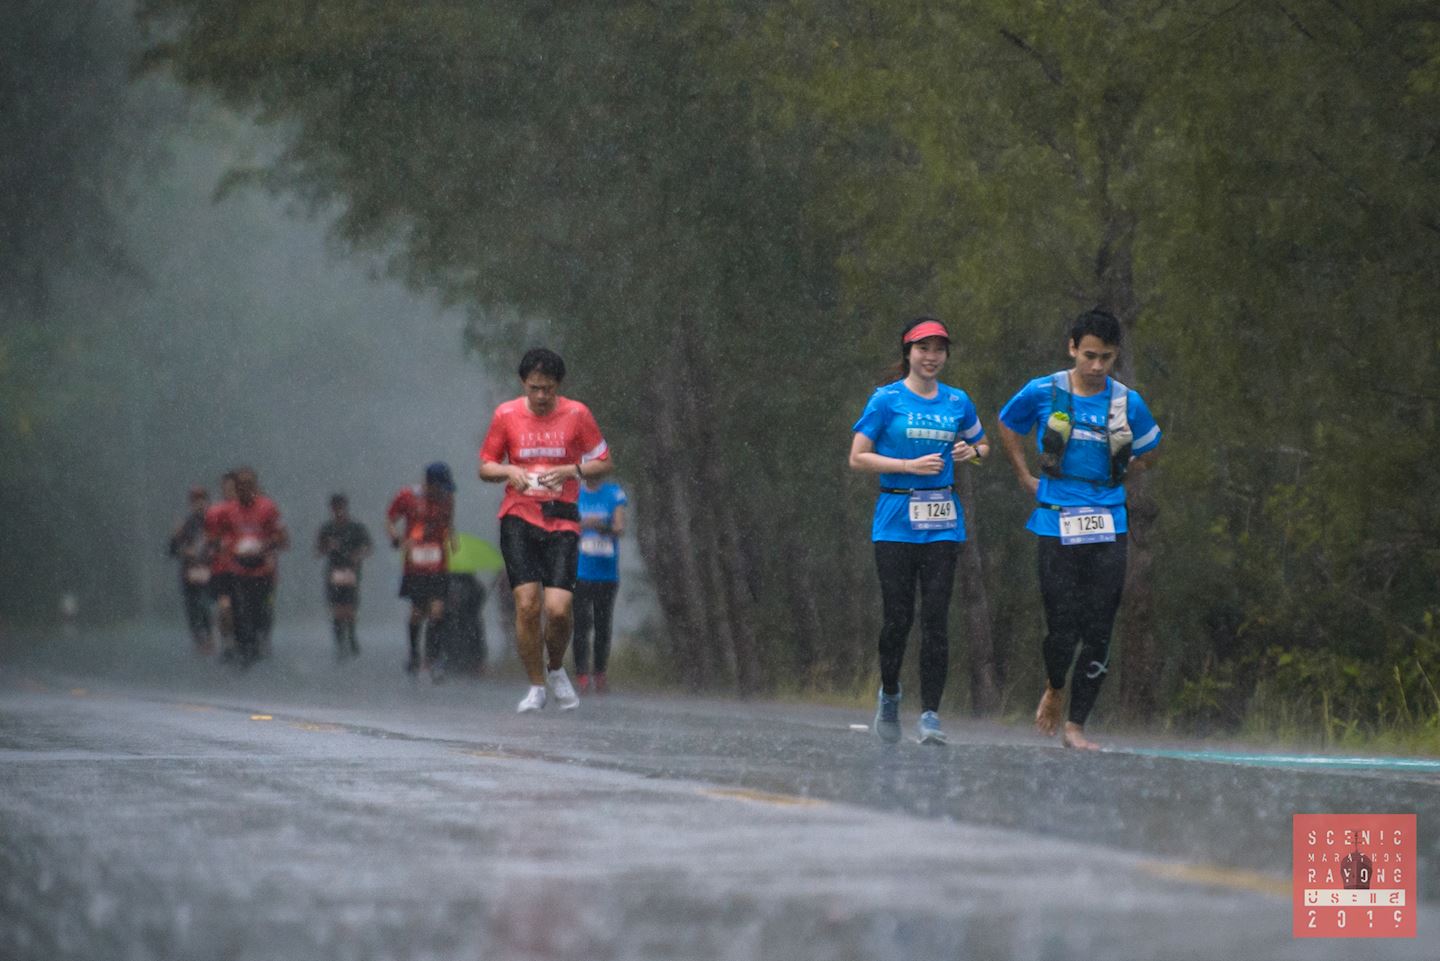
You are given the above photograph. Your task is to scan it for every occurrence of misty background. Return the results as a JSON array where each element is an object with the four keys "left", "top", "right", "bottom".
[{"left": 0, "top": 1, "right": 649, "bottom": 640}]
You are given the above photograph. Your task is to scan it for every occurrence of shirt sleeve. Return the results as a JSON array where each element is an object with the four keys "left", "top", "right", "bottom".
[
  {"left": 851, "top": 389, "right": 889, "bottom": 441},
  {"left": 999, "top": 381, "right": 1040, "bottom": 435},
  {"left": 1128, "top": 391, "right": 1162, "bottom": 454},
  {"left": 204, "top": 505, "right": 226, "bottom": 541},
  {"left": 614, "top": 486, "right": 629, "bottom": 508},
  {"left": 265, "top": 502, "right": 286, "bottom": 540},
  {"left": 958, "top": 396, "right": 985, "bottom": 442},
  {"left": 479, "top": 409, "right": 508, "bottom": 464},
  {"left": 385, "top": 490, "right": 408, "bottom": 523},
  {"left": 574, "top": 404, "right": 609, "bottom": 463}
]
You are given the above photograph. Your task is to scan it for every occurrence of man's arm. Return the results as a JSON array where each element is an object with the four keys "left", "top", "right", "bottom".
[
  {"left": 1129, "top": 448, "right": 1160, "bottom": 474},
  {"left": 998, "top": 423, "right": 1040, "bottom": 496},
  {"left": 480, "top": 460, "right": 530, "bottom": 489}
]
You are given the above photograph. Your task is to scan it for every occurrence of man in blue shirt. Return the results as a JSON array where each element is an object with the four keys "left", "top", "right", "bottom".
[
  {"left": 572, "top": 477, "right": 627, "bottom": 693},
  {"left": 998, "top": 309, "right": 1161, "bottom": 750}
]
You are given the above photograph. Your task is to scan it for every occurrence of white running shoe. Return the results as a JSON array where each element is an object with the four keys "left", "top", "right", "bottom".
[
  {"left": 517, "top": 685, "right": 547, "bottom": 713},
  {"left": 547, "top": 668, "right": 580, "bottom": 711}
]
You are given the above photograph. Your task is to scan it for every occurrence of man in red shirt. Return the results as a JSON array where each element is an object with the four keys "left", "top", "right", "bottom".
[
  {"left": 205, "top": 471, "right": 240, "bottom": 660},
  {"left": 206, "top": 466, "right": 288, "bottom": 667},
  {"left": 386, "top": 462, "right": 457, "bottom": 678},
  {"left": 479, "top": 347, "right": 613, "bottom": 713}
]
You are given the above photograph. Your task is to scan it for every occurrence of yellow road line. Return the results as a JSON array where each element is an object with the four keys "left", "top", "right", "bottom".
[
  {"left": 1138, "top": 859, "right": 1290, "bottom": 897},
  {"left": 699, "top": 788, "right": 826, "bottom": 808},
  {"left": 455, "top": 749, "right": 511, "bottom": 760},
  {"left": 249, "top": 714, "right": 273, "bottom": 721},
  {"left": 289, "top": 721, "right": 344, "bottom": 733},
  {"left": 69, "top": 688, "right": 89, "bottom": 697}
]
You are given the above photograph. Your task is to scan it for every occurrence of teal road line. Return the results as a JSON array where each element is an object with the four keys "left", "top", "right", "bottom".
[{"left": 1120, "top": 747, "right": 1440, "bottom": 773}]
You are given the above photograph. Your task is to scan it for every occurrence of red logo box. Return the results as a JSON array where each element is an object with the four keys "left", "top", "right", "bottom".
[{"left": 1293, "top": 814, "right": 1416, "bottom": 938}]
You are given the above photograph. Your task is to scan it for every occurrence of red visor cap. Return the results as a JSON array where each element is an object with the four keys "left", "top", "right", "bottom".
[{"left": 903, "top": 320, "right": 951, "bottom": 344}]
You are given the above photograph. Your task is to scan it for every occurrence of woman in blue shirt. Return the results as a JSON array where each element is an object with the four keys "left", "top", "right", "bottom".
[
  {"left": 848, "top": 317, "right": 988, "bottom": 744},
  {"left": 572, "top": 477, "right": 627, "bottom": 693},
  {"left": 997, "top": 308, "right": 1162, "bottom": 751}
]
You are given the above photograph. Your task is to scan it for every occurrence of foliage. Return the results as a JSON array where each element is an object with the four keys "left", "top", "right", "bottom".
[{"left": 128, "top": 0, "right": 1440, "bottom": 736}]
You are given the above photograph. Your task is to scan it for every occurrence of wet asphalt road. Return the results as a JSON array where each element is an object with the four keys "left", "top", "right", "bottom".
[{"left": 1, "top": 624, "right": 1436, "bottom": 961}]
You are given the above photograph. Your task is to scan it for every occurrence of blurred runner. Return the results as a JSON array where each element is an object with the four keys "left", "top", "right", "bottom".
[
  {"left": 572, "top": 475, "right": 627, "bottom": 693},
  {"left": 441, "top": 573, "right": 488, "bottom": 676},
  {"left": 998, "top": 308, "right": 1162, "bottom": 751},
  {"left": 386, "top": 463, "right": 457, "bottom": 680},
  {"left": 479, "top": 347, "right": 613, "bottom": 713},
  {"left": 207, "top": 467, "right": 289, "bottom": 667},
  {"left": 315, "top": 493, "right": 373, "bottom": 660},
  {"left": 167, "top": 485, "right": 214, "bottom": 654},
  {"left": 848, "top": 317, "right": 988, "bottom": 745},
  {"left": 205, "top": 471, "right": 240, "bottom": 661}
]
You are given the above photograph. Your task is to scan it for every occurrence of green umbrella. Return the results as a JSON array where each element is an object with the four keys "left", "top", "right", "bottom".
[{"left": 448, "top": 532, "right": 504, "bottom": 575}]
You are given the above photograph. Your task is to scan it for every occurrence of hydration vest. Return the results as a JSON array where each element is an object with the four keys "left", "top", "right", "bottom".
[{"left": 1037, "top": 371, "right": 1134, "bottom": 487}]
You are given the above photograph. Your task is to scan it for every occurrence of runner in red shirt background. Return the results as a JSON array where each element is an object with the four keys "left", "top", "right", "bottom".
[
  {"left": 386, "top": 462, "right": 457, "bottom": 679},
  {"left": 479, "top": 347, "right": 612, "bottom": 713},
  {"left": 206, "top": 466, "right": 288, "bottom": 667},
  {"left": 205, "top": 471, "right": 240, "bottom": 660}
]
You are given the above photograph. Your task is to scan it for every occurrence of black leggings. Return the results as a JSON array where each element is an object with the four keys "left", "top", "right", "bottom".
[
  {"left": 181, "top": 583, "right": 211, "bottom": 638},
  {"left": 233, "top": 576, "right": 275, "bottom": 662},
  {"left": 572, "top": 580, "right": 619, "bottom": 674},
  {"left": 874, "top": 540, "right": 959, "bottom": 713},
  {"left": 1037, "top": 535, "right": 1128, "bottom": 726}
]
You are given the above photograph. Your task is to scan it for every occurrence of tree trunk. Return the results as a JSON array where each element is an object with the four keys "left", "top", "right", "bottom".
[
  {"left": 636, "top": 330, "right": 719, "bottom": 689},
  {"left": 716, "top": 496, "right": 763, "bottom": 694},
  {"left": 956, "top": 466, "right": 1002, "bottom": 714},
  {"left": 1097, "top": 195, "right": 1162, "bottom": 719}
]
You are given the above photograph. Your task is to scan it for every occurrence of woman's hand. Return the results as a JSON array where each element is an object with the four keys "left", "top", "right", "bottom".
[{"left": 907, "top": 453, "right": 944, "bottom": 475}]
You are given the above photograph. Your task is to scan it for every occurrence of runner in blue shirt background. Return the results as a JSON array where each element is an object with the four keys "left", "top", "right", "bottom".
[
  {"left": 572, "top": 477, "right": 627, "bottom": 693},
  {"left": 998, "top": 308, "right": 1162, "bottom": 751},
  {"left": 849, "top": 316, "right": 988, "bottom": 745}
]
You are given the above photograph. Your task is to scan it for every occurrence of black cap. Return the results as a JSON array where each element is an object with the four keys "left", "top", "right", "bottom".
[{"left": 425, "top": 462, "right": 456, "bottom": 492}]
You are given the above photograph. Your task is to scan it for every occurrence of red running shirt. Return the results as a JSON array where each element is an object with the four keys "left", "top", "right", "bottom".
[
  {"left": 207, "top": 496, "right": 284, "bottom": 579},
  {"left": 387, "top": 486, "right": 454, "bottom": 574},
  {"left": 204, "top": 502, "right": 239, "bottom": 576},
  {"left": 479, "top": 396, "right": 609, "bottom": 534}
]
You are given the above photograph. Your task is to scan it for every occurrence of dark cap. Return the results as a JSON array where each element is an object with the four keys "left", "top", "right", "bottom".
[
  {"left": 189, "top": 485, "right": 209, "bottom": 500},
  {"left": 425, "top": 462, "right": 456, "bottom": 492}
]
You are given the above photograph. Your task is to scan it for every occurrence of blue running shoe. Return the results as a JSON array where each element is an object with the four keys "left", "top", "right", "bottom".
[
  {"left": 873, "top": 686, "right": 902, "bottom": 743},
  {"left": 917, "top": 710, "right": 947, "bottom": 745}
]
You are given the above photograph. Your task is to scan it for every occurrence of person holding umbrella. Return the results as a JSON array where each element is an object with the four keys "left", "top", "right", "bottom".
[{"left": 442, "top": 532, "right": 505, "bottom": 675}]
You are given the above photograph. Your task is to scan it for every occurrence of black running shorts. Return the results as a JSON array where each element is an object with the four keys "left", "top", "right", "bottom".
[
  {"left": 399, "top": 572, "right": 449, "bottom": 606},
  {"left": 499, "top": 515, "right": 579, "bottom": 592},
  {"left": 208, "top": 572, "right": 237, "bottom": 603}
]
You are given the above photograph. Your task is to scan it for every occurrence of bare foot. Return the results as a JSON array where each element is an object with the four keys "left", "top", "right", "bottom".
[
  {"left": 1062, "top": 722, "right": 1100, "bottom": 751},
  {"left": 1034, "top": 685, "right": 1064, "bottom": 736}
]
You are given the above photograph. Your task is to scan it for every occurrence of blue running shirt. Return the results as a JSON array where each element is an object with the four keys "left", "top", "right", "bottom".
[
  {"left": 852, "top": 382, "right": 985, "bottom": 543},
  {"left": 998, "top": 372, "right": 1161, "bottom": 537},
  {"left": 577, "top": 482, "right": 627, "bottom": 582}
]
